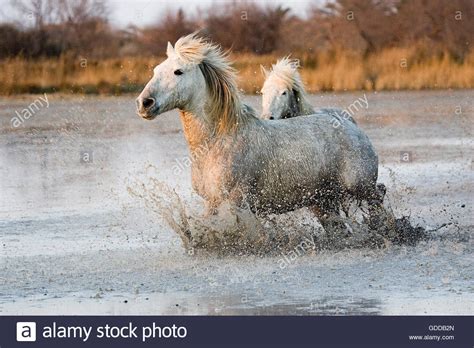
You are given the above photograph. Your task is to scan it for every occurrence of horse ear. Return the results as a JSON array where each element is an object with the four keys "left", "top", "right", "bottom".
[
  {"left": 166, "top": 42, "right": 175, "bottom": 57},
  {"left": 260, "top": 65, "right": 268, "bottom": 78}
]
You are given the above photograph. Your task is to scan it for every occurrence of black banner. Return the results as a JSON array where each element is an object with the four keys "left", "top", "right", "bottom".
[{"left": 1, "top": 316, "right": 472, "bottom": 347}]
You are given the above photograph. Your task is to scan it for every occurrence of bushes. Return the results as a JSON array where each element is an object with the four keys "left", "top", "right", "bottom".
[
  {"left": 1, "top": 49, "right": 472, "bottom": 95},
  {"left": 0, "top": 0, "right": 472, "bottom": 94}
]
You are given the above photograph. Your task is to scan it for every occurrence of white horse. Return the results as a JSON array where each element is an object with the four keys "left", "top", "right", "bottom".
[
  {"left": 136, "top": 34, "right": 382, "bottom": 232},
  {"left": 260, "top": 57, "right": 354, "bottom": 123}
]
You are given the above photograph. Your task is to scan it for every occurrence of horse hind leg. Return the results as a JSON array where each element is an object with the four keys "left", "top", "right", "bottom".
[
  {"left": 375, "top": 183, "right": 387, "bottom": 202},
  {"left": 367, "top": 183, "right": 398, "bottom": 239},
  {"left": 310, "top": 199, "right": 355, "bottom": 249}
]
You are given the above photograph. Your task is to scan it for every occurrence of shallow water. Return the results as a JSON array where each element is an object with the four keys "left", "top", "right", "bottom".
[{"left": 0, "top": 90, "right": 473, "bottom": 315}]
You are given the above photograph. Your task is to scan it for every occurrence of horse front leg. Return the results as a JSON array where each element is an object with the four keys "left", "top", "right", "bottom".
[{"left": 203, "top": 200, "right": 218, "bottom": 216}]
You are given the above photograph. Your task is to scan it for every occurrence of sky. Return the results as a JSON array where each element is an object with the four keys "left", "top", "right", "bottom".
[{"left": 0, "top": 0, "right": 322, "bottom": 28}]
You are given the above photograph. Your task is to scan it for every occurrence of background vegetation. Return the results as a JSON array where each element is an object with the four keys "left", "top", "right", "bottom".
[{"left": 0, "top": 0, "right": 473, "bottom": 95}]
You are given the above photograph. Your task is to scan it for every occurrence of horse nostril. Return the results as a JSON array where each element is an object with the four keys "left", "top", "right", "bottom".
[
  {"left": 142, "top": 97, "right": 155, "bottom": 110},
  {"left": 269, "top": 116, "right": 274, "bottom": 120}
]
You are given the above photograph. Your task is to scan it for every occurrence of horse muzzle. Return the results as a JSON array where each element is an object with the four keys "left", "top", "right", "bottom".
[
  {"left": 261, "top": 113, "right": 275, "bottom": 120},
  {"left": 136, "top": 96, "right": 159, "bottom": 120}
]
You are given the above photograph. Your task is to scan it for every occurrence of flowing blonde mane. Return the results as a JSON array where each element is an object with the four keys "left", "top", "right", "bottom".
[
  {"left": 267, "top": 57, "right": 314, "bottom": 116},
  {"left": 174, "top": 33, "right": 252, "bottom": 134}
]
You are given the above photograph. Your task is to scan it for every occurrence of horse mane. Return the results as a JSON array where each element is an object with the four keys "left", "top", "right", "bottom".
[
  {"left": 268, "top": 57, "right": 315, "bottom": 116},
  {"left": 174, "top": 33, "right": 253, "bottom": 134}
]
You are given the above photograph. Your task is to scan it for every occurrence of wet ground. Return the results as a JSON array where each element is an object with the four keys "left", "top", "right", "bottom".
[{"left": 0, "top": 90, "right": 473, "bottom": 315}]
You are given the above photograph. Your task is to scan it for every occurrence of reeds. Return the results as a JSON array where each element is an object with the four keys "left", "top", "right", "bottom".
[{"left": 1, "top": 47, "right": 473, "bottom": 95}]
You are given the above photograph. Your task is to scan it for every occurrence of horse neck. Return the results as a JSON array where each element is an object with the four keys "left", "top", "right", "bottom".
[
  {"left": 286, "top": 90, "right": 315, "bottom": 118},
  {"left": 179, "top": 94, "right": 253, "bottom": 157},
  {"left": 297, "top": 93, "right": 315, "bottom": 116},
  {"left": 179, "top": 110, "right": 213, "bottom": 157}
]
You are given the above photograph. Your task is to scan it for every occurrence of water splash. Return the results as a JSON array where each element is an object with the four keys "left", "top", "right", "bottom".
[{"left": 127, "top": 166, "right": 428, "bottom": 255}]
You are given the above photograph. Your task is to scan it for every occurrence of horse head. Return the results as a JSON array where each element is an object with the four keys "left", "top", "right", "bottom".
[
  {"left": 136, "top": 38, "right": 207, "bottom": 120},
  {"left": 260, "top": 57, "right": 311, "bottom": 120}
]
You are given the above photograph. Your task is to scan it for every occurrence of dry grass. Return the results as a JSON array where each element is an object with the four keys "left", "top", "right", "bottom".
[
  {"left": 0, "top": 55, "right": 159, "bottom": 94},
  {"left": 238, "top": 48, "right": 474, "bottom": 93},
  {"left": 0, "top": 47, "right": 473, "bottom": 95}
]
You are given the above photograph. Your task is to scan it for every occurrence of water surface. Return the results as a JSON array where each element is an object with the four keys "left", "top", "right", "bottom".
[{"left": 0, "top": 91, "right": 472, "bottom": 314}]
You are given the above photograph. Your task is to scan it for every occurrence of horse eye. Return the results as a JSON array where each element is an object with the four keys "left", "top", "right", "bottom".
[
  {"left": 174, "top": 69, "right": 183, "bottom": 76},
  {"left": 282, "top": 91, "right": 287, "bottom": 96}
]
